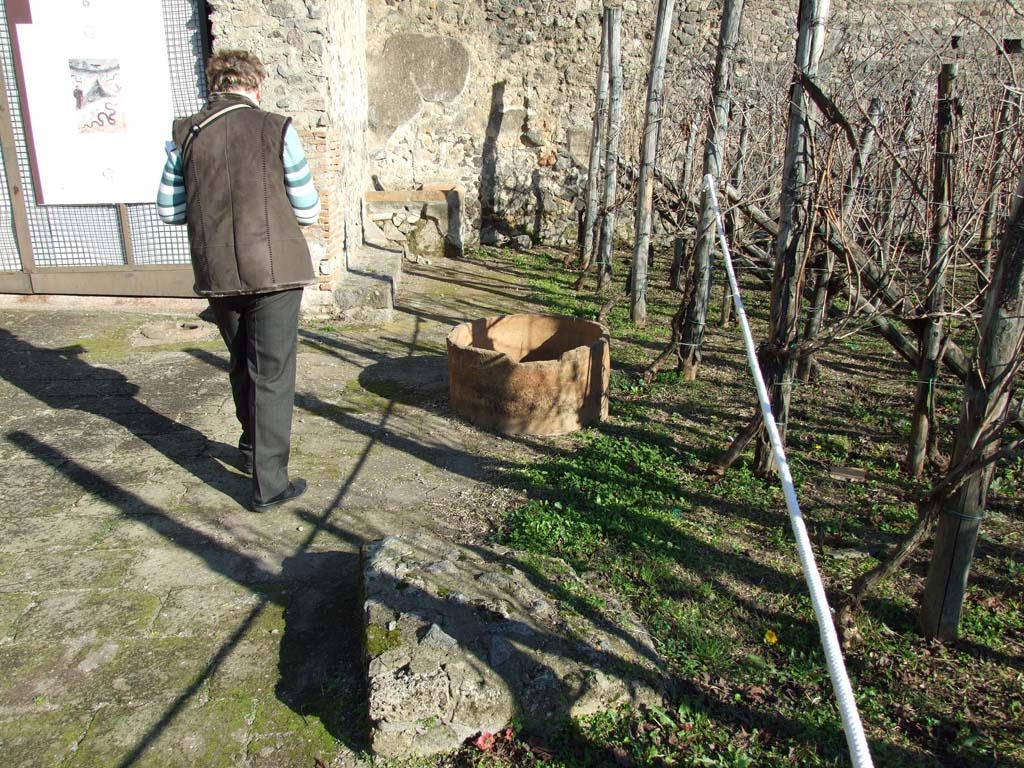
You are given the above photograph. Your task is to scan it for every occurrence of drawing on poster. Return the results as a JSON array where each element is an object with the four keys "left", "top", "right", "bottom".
[{"left": 69, "top": 58, "right": 126, "bottom": 134}]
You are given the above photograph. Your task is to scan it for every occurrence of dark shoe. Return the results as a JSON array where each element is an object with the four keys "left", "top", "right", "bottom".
[
  {"left": 252, "top": 479, "right": 307, "bottom": 512},
  {"left": 239, "top": 452, "right": 253, "bottom": 475}
]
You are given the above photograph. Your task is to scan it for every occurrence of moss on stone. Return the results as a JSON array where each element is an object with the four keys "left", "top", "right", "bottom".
[
  {"left": 248, "top": 694, "right": 344, "bottom": 761},
  {"left": 0, "top": 707, "right": 94, "bottom": 767},
  {"left": 338, "top": 378, "right": 416, "bottom": 412},
  {"left": 365, "top": 623, "right": 402, "bottom": 657},
  {"left": 71, "top": 320, "right": 222, "bottom": 364}
]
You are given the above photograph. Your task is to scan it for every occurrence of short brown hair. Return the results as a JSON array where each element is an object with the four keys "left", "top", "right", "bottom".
[{"left": 206, "top": 49, "right": 266, "bottom": 93}]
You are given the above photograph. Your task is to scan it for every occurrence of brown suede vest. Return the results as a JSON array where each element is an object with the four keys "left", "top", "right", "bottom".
[{"left": 172, "top": 93, "right": 315, "bottom": 297}]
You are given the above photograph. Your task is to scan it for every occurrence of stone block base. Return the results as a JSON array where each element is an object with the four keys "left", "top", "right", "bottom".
[{"left": 362, "top": 533, "right": 664, "bottom": 758}]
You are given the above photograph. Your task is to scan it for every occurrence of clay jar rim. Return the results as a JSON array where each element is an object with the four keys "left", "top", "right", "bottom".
[{"left": 445, "top": 313, "right": 609, "bottom": 365}]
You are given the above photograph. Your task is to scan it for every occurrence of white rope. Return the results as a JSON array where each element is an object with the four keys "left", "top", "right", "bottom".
[{"left": 704, "top": 174, "right": 875, "bottom": 768}]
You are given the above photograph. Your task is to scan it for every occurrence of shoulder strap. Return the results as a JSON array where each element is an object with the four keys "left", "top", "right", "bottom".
[{"left": 181, "top": 102, "right": 253, "bottom": 155}]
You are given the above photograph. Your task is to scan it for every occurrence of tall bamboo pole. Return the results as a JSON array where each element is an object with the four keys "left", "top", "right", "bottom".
[
  {"left": 597, "top": 6, "right": 623, "bottom": 291},
  {"left": 978, "top": 86, "right": 1019, "bottom": 279},
  {"left": 752, "top": 0, "right": 831, "bottom": 476},
  {"left": 908, "top": 63, "right": 958, "bottom": 479},
  {"left": 576, "top": 12, "right": 611, "bottom": 271},
  {"left": 720, "top": 106, "right": 750, "bottom": 326},
  {"left": 629, "top": 0, "right": 675, "bottom": 326}
]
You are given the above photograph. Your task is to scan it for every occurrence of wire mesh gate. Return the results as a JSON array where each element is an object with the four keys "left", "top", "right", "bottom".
[{"left": 0, "top": 0, "right": 208, "bottom": 297}]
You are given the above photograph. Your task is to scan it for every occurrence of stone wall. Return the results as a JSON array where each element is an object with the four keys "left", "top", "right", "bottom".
[
  {"left": 203, "top": 0, "right": 1023, "bottom": 268},
  {"left": 365, "top": 0, "right": 1023, "bottom": 248},
  {"left": 207, "top": 0, "right": 368, "bottom": 313}
]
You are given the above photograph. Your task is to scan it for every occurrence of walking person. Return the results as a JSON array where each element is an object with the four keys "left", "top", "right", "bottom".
[{"left": 157, "top": 49, "right": 320, "bottom": 511}]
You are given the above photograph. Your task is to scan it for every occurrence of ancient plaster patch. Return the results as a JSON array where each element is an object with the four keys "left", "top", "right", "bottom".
[{"left": 368, "top": 34, "right": 471, "bottom": 140}]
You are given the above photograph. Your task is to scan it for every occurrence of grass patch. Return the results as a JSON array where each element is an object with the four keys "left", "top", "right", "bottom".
[{"left": 469, "top": 246, "right": 1023, "bottom": 767}]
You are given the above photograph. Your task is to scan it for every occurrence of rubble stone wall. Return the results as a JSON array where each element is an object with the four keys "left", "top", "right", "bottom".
[
  {"left": 365, "top": 0, "right": 1022, "bottom": 248},
  {"left": 202, "top": 0, "right": 1023, "bottom": 260}
]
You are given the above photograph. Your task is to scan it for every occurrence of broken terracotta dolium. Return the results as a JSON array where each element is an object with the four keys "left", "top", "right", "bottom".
[{"left": 446, "top": 313, "right": 610, "bottom": 436}]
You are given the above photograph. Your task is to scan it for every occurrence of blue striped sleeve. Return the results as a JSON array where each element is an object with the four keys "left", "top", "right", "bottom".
[
  {"left": 282, "top": 123, "right": 321, "bottom": 225},
  {"left": 157, "top": 141, "right": 186, "bottom": 225}
]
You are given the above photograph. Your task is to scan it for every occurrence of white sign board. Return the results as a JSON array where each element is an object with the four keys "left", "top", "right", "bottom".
[{"left": 12, "top": 0, "right": 174, "bottom": 204}]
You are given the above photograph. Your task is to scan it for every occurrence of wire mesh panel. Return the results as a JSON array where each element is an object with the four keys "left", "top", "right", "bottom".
[
  {"left": 128, "top": 204, "right": 193, "bottom": 266},
  {"left": 0, "top": 0, "right": 206, "bottom": 273},
  {"left": 163, "top": 0, "right": 209, "bottom": 118},
  {"left": 131, "top": 0, "right": 207, "bottom": 266}
]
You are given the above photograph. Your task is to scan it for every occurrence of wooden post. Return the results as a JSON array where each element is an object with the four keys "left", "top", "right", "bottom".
[
  {"left": 677, "top": 0, "right": 745, "bottom": 370},
  {"left": 728, "top": 107, "right": 750, "bottom": 249},
  {"left": 629, "top": 0, "right": 675, "bottom": 326},
  {"left": 908, "top": 63, "right": 957, "bottom": 479},
  {"left": 117, "top": 205, "right": 136, "bottom": 266},
  {"left": 669, "top": 236, "right": 687, "bottom": 291},
  {"left": 841, "top": 96, "right": 884, "bottom": 225},
  {"left": 597, "top": 6, "right": 623, "bottom": 291},
  {"left": 575, "top": 12, "right": 611, "bottom": 271},
  {"left": 0, "top": 56, "right": 35, "bottom": 275},
  {"left": 920, "top": 164, "right": 1024, "bottom": 640},
  {"left": 752, "top": 0, "right": 831, "bottom": 476}
]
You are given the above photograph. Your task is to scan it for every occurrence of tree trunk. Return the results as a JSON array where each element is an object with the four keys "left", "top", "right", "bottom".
[
  {"left": 752, "top": 0, "right": 831, "bottom": 476},
  {"left": 919, "top": 167, "right": 1024, "bottom": 641},
  {"left": 597, "top": 6, "right": 623, "bottom": 292},
  {"left": 669, "top": 236, "right": 687, "bottom": 291},
  {"left": 682, "top": 117, "right": 699, "bottom": 199},
  {"left": 676, "top": 0, "right": 745, "bottom": 374},
  {"left": 630, "top": 0, "right": 675, "bottom": 326},
  {"left": 574, "top": 12, "right": 611, "bottom": 272},
  {"left": 797, "top": 96, "right": 883, "bottom": 382},
  {"left": 908, "top": 64, "right": 957, "bottom": 479}
]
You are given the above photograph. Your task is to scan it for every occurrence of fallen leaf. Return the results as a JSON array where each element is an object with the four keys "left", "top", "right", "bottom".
[{"left": 472, "top": 731, "right": 496, "bottom": 751}]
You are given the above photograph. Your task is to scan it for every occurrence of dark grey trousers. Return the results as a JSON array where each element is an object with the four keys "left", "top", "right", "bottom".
[{"left": 209, "top": 288, "right": 303, "bottom": 504}]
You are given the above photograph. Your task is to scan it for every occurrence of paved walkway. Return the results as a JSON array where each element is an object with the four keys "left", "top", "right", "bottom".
[{"left": 0, "top": 257, "right": 535, "bottom": 767}]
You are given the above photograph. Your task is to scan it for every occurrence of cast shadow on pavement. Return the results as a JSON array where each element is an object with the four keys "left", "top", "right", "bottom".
[{"left": 0, "top": 327, "right": 250, "bottom": 507}]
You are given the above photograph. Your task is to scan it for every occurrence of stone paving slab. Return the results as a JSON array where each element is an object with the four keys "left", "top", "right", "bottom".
[{"left": 0, "top": 255, "right": 659, "bottom": 766}]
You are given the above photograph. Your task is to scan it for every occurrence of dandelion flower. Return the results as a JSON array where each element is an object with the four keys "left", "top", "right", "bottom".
[{"left": 764, "top": 629, "right": 779, "bottom": 644}]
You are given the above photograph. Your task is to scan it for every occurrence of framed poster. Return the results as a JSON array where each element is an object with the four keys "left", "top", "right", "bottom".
[{"left": 7, "top": 0, "right": 174, "bottom": 204}]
